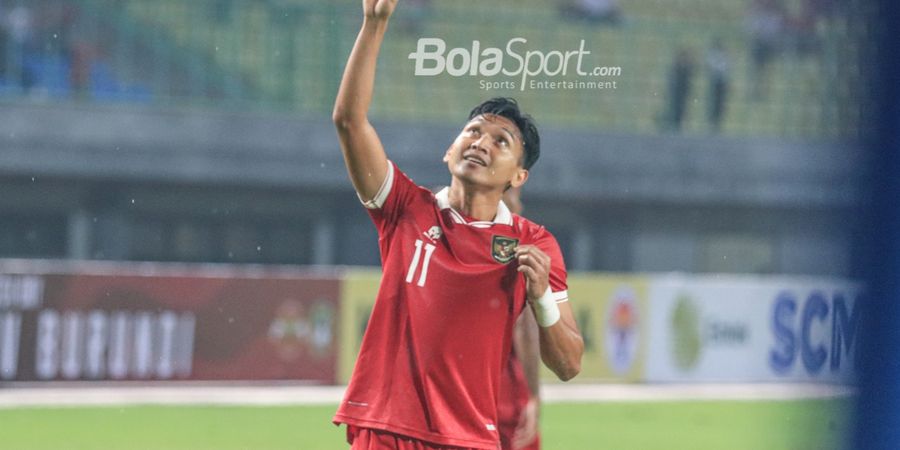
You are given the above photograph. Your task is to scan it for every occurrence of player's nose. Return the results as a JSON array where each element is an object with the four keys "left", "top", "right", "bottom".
[{"left": 469, "top": 135, "right": 491, "bottom": 153}]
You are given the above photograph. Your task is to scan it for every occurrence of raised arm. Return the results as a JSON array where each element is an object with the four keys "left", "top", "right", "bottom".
[{"left": 332, "top": 0, "right": 398, "bottom": 201}]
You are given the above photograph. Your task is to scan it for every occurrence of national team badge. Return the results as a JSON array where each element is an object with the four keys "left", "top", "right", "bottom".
[{"left": 491, "top": 235, "right": 519, "bottom": 264}]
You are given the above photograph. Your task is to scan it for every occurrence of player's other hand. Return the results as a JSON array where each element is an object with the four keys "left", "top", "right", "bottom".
[
  {"left": 363, "top": 0, "right": 398, "bottom": 20},
  {"left": 512, "top": 397, "right": 539, "bottom": 449},
  {"left": 515, "top": 245, "right": 550, "bottom": 303}
]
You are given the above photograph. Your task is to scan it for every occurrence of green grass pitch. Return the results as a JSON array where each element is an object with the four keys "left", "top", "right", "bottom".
[{"left": 0, "top": 399, "right": 851, "bottom": 449}]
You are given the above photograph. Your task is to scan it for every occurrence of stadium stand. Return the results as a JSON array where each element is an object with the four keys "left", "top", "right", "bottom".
[{"left": 0, "top": 0, "right": 865, "bottom": 138}]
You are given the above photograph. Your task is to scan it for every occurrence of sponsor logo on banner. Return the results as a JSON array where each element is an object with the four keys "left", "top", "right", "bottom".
[
  {"left": 267, "top": 299, "right": 335, "bottom": 363},
  {"left": 646, "top": 275, "right": 861, "bottom": 383},
  {"left": 671, "top": 294, "right": 702, "bottom": 371},
  {"left": 669, "top": 292, "right": 749, "bottom": 374},
  {"left": 605, "top": 287, "right": 639, "bottom": 374},
  {"left": 769, "top": 290, "right": 860, "bottom": 377}
]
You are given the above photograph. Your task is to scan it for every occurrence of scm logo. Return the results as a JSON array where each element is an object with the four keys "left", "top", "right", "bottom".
[{"left": 769, "top": 290, "right": 861, "bottom": 377}]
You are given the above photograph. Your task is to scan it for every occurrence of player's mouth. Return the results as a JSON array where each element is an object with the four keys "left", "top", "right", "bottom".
[{"left": 463, "top": 155, "right": 488, "bottom": 167}]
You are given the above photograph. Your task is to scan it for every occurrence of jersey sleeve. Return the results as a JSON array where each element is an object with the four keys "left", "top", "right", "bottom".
[
  {"left": 357, "top": 160, "right": 418, "bottom": 236},
  {"left": 531, "top": 227, "right": 569, "bottom": 303}
]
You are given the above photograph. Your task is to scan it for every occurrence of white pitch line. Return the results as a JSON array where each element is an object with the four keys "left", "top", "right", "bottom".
[
  {"left": 539, "top": 383, "right": 855, "bottom": 403},
  {"left": 0, "top": 383, "right": 855, "bottom": 409}
]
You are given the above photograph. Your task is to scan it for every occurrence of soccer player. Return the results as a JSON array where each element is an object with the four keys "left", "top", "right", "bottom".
[{"left": 331, "top": 1, "right": 584, "bottom": 449}]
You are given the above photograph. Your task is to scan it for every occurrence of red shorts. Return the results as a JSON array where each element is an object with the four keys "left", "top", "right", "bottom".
[{"left": 346, "top": 425, "right": 483, "bottom": 450}]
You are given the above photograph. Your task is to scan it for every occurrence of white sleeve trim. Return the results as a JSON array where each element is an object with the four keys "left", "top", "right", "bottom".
[
  {"left": 358, "top": 160, "right": 395, "bottom": 209},
  {"left": 552, "top": 290, "right": 569, "bottom": 303}
]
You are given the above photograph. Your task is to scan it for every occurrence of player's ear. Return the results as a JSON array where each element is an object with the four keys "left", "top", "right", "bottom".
[
  {"left": 510, "top": 168, "right": 528, "bottom": 189},
  {"left": 442, "top": 147, "right": 453, "bottom": 163}
]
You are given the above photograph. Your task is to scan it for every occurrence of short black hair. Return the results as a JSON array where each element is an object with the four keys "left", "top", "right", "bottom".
[{"left": 468, "top": 97, "right": 540, "bottom": 170}]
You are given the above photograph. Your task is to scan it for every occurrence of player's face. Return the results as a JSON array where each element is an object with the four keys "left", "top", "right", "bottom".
[{"left": 443, "top": 114, "right": 529, "bottom": 191}]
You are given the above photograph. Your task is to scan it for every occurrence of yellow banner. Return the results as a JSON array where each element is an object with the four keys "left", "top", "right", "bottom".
[
  {"left": 541, "top": 274, "right": 649, "bottom": 383},
  {"left": 338, "top": 269, "right": 382, "bottom": 383}
]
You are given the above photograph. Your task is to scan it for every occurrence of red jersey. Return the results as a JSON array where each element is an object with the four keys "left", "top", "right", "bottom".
[{"left": 334, "top": 161, "right": 568, "bottom": 449}]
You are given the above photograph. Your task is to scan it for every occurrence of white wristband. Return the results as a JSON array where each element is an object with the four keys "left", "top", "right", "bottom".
[{"left": 531, "top": 286, "right": 561, "bottom": 327}]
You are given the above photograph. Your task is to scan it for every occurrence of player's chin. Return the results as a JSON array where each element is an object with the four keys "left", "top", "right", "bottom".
[
  {"left": 452, "top": 164, "right": 482, "bottom": 181},
  {"left": 455, "top": 170, "right": 500, "bottom": 189}
]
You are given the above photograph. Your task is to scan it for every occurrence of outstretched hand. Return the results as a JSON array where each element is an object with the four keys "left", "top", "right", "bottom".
[{"left": 363, "top": 0, "right": 398, "bottom": 20}]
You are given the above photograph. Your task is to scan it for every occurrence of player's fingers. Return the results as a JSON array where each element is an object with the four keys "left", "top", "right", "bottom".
[
  {"left": 531, "top": 246, "right": 550, "bottom": 267},
  {"left": 517, "top": 251, "right": 536, "bottom": 266},
  {"left": 517, "top": 264, "right": 537, "bottom": 281},
  {"left": 517, "top": 253, "right": 545, "bottom": 277},
  {"left": 514, "top": 245, "right": 537, "bottom": 256},
  {"left": 517, "top": 245, "right": 551, "bottom": 269},
  {"left": 516, "top": 250, "right": 536, "bottom": 266},
  {"left": 535, "top": 251, "right": 550, "bottom": 271},
  {"left": 519, "top": 256, "right": 550, "bottom": 289},
  {"left": 516, "top": 244, "right": 543, "bottom": 255},
  {"left": 521, "top": 250, "right": 548, "bottom": 273}
]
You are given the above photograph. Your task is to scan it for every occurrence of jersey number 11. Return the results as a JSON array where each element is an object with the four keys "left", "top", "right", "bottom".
[{"left": 406, "top": 239, "right": 436, "bottom": 287}]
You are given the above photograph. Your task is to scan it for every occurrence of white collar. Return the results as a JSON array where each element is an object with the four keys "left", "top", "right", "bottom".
[{"left": 435, "top": 187, "right": 513, "bottom": 226}]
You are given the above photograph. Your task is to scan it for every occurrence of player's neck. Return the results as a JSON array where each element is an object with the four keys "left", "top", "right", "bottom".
[{"left": 447, "top": 181, "right": 502, "bottom": 222}]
